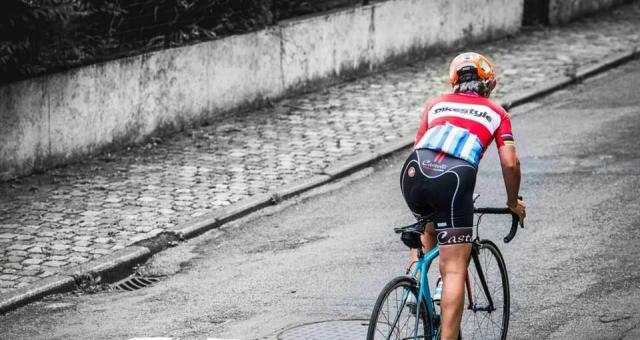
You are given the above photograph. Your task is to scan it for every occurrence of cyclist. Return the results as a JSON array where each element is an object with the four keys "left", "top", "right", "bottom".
[{"left": 400, "top": 52, "right": 526, "bottom": 340}]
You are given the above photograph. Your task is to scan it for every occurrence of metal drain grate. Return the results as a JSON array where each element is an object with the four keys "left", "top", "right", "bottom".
[
  {"left": 278, "top": 319, "right": 368, "bottom": 340},
  {"left": 114, "top": 276, "right": 162, "bottom": 291}
]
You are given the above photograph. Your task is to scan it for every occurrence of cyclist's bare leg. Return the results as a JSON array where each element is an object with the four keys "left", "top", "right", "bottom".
[
  {"left": 409, "top": 222, "right": 437, "bottom": 269},
  {"left": 439, "top": 243, "right": 472, "bottom": 340}
]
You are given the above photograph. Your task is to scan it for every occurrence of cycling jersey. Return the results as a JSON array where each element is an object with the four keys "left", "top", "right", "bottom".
[{"left": 414, "top": 92, "right": 514, "bottom": 166}]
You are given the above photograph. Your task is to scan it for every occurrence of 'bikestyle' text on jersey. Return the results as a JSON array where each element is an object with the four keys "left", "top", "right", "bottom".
[{"left": 414, "top": 93, "right": 514, "bottom": 166}]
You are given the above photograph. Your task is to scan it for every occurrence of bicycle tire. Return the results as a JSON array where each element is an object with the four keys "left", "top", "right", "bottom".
[
  {"left": 367, "top": 276, "right": 432, "bottom": 340},
  {"left": 460, "top": 239, "right": 510, "bottom": 340}
]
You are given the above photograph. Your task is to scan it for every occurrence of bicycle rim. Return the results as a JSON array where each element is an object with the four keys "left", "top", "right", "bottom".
[
  {"left": 367, "top": 276, "right": 431, "bottom": 340},
  {"left": 460, "top": 240, "right": 509, "bottom": 340}
]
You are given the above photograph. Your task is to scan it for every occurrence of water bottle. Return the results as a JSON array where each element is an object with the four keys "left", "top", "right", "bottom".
[{"left": 433, "top": 277, "right": 443, "bottom": 304}]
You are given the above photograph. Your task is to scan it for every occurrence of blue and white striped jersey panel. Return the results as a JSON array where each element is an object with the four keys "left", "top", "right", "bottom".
[{"left": 415, "top": 124, "right": 483, "bottom": 166}]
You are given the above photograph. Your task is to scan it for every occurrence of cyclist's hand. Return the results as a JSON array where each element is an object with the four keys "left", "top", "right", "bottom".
[{"left": 508, "top": 199, "right": 526, "bottom": 227}]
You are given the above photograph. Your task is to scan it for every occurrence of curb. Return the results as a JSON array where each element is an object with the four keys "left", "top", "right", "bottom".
[
  {"left": 499, "top": 47, "right": 640, "bottom": 110},
  {"left": 499, "top": 76, "right": 574, "bottom": 110},
  {"left": 322, "top": 138, "right": 414, "bottom": 178},
  {"left": 64, "top": 246, "right": 153, "bottom": 284},
  {"left": 1, "top": 46, "right": 638, "bottom": 315},
  {"left": 0, "top": 275, "right": 76, "bottom": 314},
  {"left": 575, "top": 47, "right": 639, "bottom": 81}
]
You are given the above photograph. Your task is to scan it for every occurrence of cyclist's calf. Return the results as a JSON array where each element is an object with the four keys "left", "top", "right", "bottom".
[{"left": 439, "top": 243, "right": 472, "bottom": 340}]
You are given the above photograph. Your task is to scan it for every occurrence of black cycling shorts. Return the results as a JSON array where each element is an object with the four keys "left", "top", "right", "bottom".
[{"left": 400, "top": 148, "right": 477, "bottom": 245}]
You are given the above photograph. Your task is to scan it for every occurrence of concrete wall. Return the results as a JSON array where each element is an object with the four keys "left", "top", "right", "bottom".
[
  {"left": 280, "top": 6, "right": 373, "bottom": 89},
  {"left": 371, "top": 0, "right": 523, "bottom": 63},
  {"left": 548, "top": 0, "right": 625, "bottom": 24},
  {"left": 0, "top": 0, "right": 525, "bottom": 180}
]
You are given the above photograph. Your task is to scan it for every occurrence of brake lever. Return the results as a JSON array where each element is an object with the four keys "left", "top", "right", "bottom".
[{"left": 504, "top": 195, "right": 524, "bottom": 243}]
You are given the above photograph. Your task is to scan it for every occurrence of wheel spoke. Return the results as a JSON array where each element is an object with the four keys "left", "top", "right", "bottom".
[
  {"left": 460, "top": 242, "right": 508, "bottom": 340},
  {"left": 367, "top": 278, "right": 429, "bottom": 340}
]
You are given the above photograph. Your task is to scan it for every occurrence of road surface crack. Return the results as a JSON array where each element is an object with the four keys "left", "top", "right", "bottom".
[{"left": 600, "top": 314, "right": 632, "bottom": 323}]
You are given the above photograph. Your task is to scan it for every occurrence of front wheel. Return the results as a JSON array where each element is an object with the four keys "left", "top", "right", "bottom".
[
  {"left": 367, "top": 276, "right": 432, "bottom": 340},
  {"left": 460, "top": 239, "right": 510, "bottom": 340}
]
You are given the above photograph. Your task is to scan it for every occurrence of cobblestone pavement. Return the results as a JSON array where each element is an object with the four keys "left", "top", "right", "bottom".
[{"left": 1, "top": 3, "right": 639, "bottom": 294}]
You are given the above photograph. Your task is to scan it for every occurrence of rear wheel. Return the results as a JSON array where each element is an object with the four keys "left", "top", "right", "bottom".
[
  {"left": 367, "top": 276, "right": 432, "bottom": 340},
  {"left": 460, "top": 239, "right": 509, "bottom": 340}
]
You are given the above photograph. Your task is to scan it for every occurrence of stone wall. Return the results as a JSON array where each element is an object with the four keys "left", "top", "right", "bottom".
[{"left": 0, "top": 0, "right": 525, "bottom": 179}]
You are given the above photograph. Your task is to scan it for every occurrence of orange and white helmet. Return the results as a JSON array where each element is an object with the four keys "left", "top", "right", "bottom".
[{"left": 448, "top": 52, "right": 496, "bottom": 91}]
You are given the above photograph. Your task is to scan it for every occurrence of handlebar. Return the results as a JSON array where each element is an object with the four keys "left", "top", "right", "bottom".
[{"left": 474, "top": 196, "right": 523, "bottom": 243}]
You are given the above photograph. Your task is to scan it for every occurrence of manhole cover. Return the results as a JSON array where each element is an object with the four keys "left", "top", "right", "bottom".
[{"left": 278, "top": 319, "right": 368, "bottom": 340}]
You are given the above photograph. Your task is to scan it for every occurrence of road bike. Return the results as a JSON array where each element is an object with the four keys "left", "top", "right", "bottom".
[{"left": 366, "top": 196, "right": 522, "bottom": 340}]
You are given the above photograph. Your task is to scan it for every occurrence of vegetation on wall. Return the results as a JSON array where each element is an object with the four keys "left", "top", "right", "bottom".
[{"left": 0, "top": 0, "right": 366, "bottom": 84}]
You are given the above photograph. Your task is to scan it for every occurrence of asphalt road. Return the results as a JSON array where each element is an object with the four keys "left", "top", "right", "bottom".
[{"left": 1, "top": 59, "right": 640, "bottom": 340}]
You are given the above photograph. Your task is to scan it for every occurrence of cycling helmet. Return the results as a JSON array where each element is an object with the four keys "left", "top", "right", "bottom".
[{"left": 448, "top": 52, "right": 496, "bottom": 92}]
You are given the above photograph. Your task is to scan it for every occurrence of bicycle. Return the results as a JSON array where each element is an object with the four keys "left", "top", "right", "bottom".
[{"left": 366, "top": 196, "right": 523, "bottom": 340}]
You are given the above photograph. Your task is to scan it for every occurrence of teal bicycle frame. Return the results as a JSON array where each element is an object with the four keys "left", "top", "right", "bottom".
[
  {"left": 387, "top": 246, "right": 440, "bottom": 340},
  {"left": 412, "top": 246, "right": 440, "bottom": 340}
]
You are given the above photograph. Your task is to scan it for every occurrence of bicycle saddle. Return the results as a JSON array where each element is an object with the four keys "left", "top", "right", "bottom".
[{"left": 394, "top": 221, "right": 425, "bottom": 249}]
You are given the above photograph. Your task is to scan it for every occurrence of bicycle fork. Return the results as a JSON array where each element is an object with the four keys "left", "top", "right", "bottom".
[
  {"left": 467, "top": 249, "right": 496, "bottom": 312},
  {"left": 466, "top": 268, "right": 473, "bottom": 308}
]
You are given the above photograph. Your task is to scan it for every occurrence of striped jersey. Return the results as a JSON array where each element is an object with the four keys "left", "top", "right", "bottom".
[{"left": 414, "top": 92, "right": 514, "bottom": 167}]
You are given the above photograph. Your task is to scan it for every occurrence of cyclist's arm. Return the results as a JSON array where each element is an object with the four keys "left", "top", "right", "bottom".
[
  {"left": 494, "top": 108, "right": 526, "bottom": 224},
  {"left": 498, "top": 145, "right": 526, "bottom": 224},
  {"left": 498, "top": 146, "right": 520, "bottom": 206}
]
